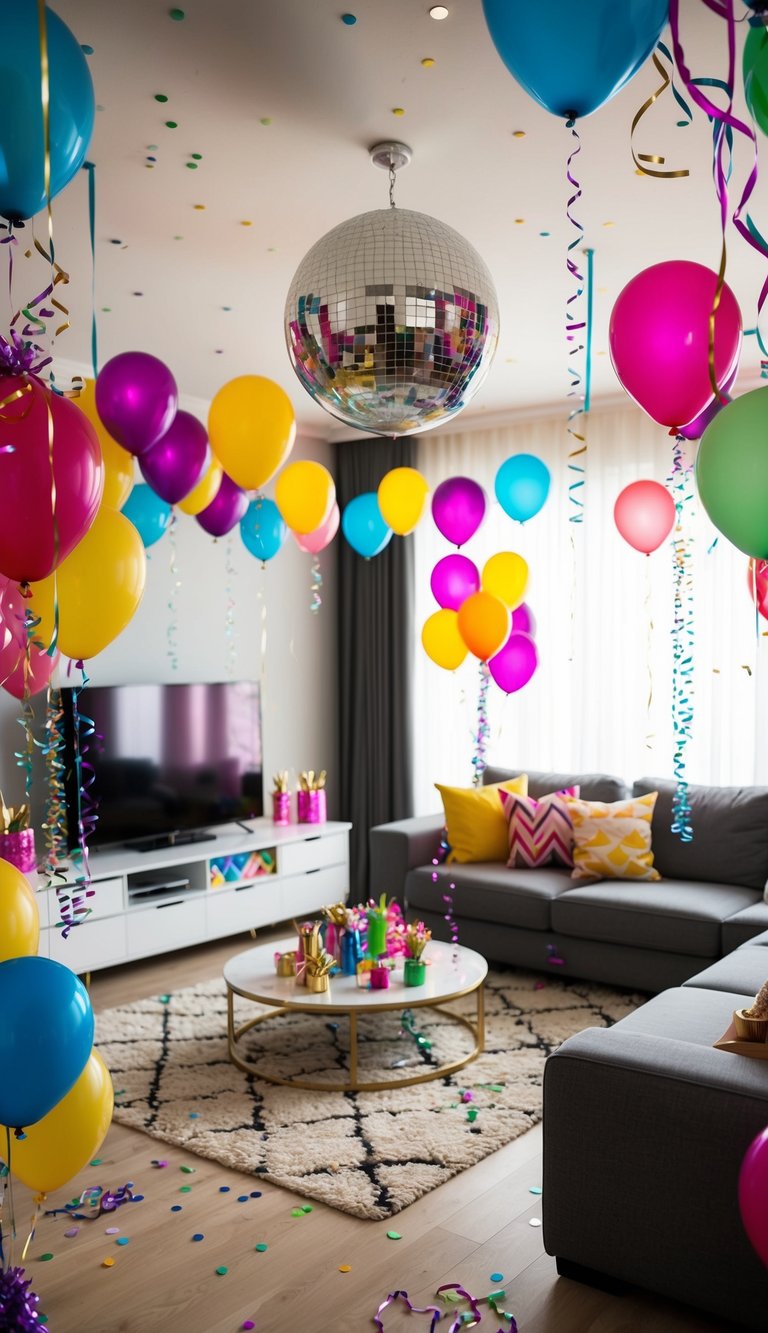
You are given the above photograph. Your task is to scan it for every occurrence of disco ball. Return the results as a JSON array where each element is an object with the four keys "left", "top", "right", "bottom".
[{"left": 284, "top": 207, "right": 499, "bottom": 436}]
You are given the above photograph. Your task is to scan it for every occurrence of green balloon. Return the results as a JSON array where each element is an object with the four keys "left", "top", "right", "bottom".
[
  {"left": 695, "top": 388, "right": 768, "bottom": 558},
  {"left": 744, "top": 26, "right": 768, "bottom": 139}
]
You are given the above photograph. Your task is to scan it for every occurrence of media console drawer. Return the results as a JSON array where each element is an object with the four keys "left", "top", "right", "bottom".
[
  {"left": 126, "top": 896, "right": 206, "bottom": 959},
  {"left": 281, "top": 865, "right": 348, "bottom": 919},
  {"left": 205, "top": 880, "right": 283, "bottom": 939},
  {"left": 279, "top": 833, "right": 348, "bottom": 877},
  {"left": 39, "top": 915, "right": 127, "bottom": 974}
]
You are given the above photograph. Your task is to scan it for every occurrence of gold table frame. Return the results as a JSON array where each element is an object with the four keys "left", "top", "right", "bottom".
[{"left": 226, "top": 975, "right": 485, "bottom": 1093}]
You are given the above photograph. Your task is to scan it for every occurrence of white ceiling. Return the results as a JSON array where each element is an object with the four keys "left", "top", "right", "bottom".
[{"left": 39, "top": 0, "right": 768, "bottom": 439}]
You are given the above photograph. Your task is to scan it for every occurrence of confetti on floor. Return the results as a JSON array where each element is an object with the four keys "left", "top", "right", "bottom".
[
  {"left": 64, "top": 1229, "right": 78, "bottom": 1239},
  {"left": 529, "top": 1218, "right": 542, "bottom": 1228},
  {"left": 490, "top": 1273, "right": 504, "bottom": 1283},
  {"left": 215, "top": 1265, "right": 228, "bottom": 1276},
  {"left": 192, "top": 1234, "right": 204, "bottom": 1242},
  {"left": 101, "top": 1257, "right": 115, "bottom": 1268},
  {"left": 386, "top": 1231, "right": 402, "bottom": 1240},
  {"left": 529, "top": 1186, "right": 542, "bottom": 1195},
  {"left": 255, "top": 1243, "right": 268, "bottom": 1252},
  {"left": 39, "top": 1254, "right": 54, "bottom": 1263},
  {"left": 116, "top": 1238, "right": 129, "bottom": 1247},
  {"left": 338, "top": 1264, "right": 351, "bottom": 1273}
]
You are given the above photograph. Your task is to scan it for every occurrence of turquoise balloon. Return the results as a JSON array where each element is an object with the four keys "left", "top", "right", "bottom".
[
  {"left": 482, "top": 0, "right": 668, "bottom": 120},
  {"left": 495, "top": 454, "right": 550, "bottom": 523},
  {"left": 0, "top": 956, "right": 94, "bottom": 1128},
  {"left": 695, "top": 388, "right": 768, "bottom": 559},
  {"left": 0, "top": 1, "right": 95, "bottom": 221},
  {"left": 122, "top": 483, "right": 172, "bottom": 548},
  {"left": 341, "top": 493, "right": 393, "bottom": 558},
  {"left": 240, "top": 498, "right": 286, "bottom": 562}
]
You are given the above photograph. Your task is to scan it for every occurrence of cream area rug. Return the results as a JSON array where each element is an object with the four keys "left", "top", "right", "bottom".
[{"left": 96, "top": 970, "right": 643, "bottom": 1221}]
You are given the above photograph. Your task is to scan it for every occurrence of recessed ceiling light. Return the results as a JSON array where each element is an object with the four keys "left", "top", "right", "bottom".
[{"left": 429, "top": 6, "right": 449, "bottom": 19}]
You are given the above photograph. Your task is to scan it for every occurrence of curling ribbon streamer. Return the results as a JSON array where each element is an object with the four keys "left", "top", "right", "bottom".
[
  {"left": 224, "top": 533, "right": 237, "bottom": 678},
  {"left": 400, "top": 1009, "right": 434, "bottom": 1055},
  {"left": 668, "top": 437, "right": 695, "bottom": 842},
  {"left": 670, "top": 0, "right": 768, "bottom": 391},
  {"left": 644, "top": 556, "right": 655, "bottom": 751},
  {"left": 373, "top": 1292, "right": 442, "bottom": 1332},
  {"left": 472, "top": 660, "right": 491, "bottom": 787},
  {"left": 40, "top": 685, "right": 69, "bottom": 868},
  {"left": 443, "top": 883, "right": 460, "bottom": 964},
  {"left": 65, "top": 661, "right": 97, "bottom": 934},
  {"left": 630, "top": 41, "right": 691, "bottom": 177},
  {"left": 565, "top": 119, "right": 587, "bottom": 524},
  {"left": 310, "top": 553, "right": 322, "bottom": 613},
  {"left": 82, "top": 160, "right": 98, "bottom": 376},
  {"left": 167, "top": 512, "right": 180, "bottom": 671}
]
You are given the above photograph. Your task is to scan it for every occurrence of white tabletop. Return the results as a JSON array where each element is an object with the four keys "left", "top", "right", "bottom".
[{"left": 223, "top": 938, "right": 488, "bottom": 1011}]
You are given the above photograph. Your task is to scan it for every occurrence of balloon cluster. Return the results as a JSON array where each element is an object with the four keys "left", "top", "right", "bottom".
[
  {"left": 421, "top": 463, "right": 545, "bottom": 695},
  {"left": 0, "top": 860, "right": 112, "bottom": 1199}
]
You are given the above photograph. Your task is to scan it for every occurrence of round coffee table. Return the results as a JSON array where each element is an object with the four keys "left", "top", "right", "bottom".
[{"left": 224, "top": 939, "right": 487, "bottom": 1092}]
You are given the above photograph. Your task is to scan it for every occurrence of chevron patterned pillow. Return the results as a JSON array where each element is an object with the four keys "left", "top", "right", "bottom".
[{"left": 499, "top": 786, "right": 579, "bottom": 869}]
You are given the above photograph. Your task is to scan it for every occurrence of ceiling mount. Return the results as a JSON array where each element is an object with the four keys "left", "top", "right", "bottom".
[{"left": 369, "top": 141, "right": 413, "bottom": 173}]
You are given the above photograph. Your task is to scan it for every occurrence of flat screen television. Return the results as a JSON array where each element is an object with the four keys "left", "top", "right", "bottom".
[{"left": 60, "top": 681, "right": 263, "bottom": 852}]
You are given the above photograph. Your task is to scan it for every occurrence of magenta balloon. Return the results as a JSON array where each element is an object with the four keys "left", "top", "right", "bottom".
[
  {"left": 95, "top": 352, "right": 178, "bottom": 457},
  {"left": 676, "top": 363, "right": 738, "bottom": 441},
  {"left": 511, "top": 602, "right": 536, "bottom": 636},
  {"left": 294, "top": 502, "right": 340, "bottom": 554},
  {"left": 739, "top": 1126, "right": 768, "bottom": 1268},
  {"left": 0, "top": 575, "right": 24, "bottom": 684},
  {"left": 3, "top": 645, "right": 59, "bottom": 700},
  {"left": 140, "top": 410, "right": 209, "bottom": 503},
  {"left": 430, "top": 554, "right": 481, "bottom": 610},
  {"left": 489, "top": 631, "right": 538, "bottom": 694},
  {"left": 431, "top": 476, "right": 487, "bottom": 547},
  {"left": 609, "top": 260, "right": 742, "bottom": 429},
  {"left": 0, "top": 377, "right": 103, "bottom": 583},
  {"left": 196, "top": 472, "right": 248, "bottom": 537},
  {"left": 614, "top": 479, "right": 675, "bottom": 555}
]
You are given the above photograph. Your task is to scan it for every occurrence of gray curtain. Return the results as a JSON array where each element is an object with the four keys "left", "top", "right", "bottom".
[{"left": 334, "top": 436, "right": 416, "bottom": 898}]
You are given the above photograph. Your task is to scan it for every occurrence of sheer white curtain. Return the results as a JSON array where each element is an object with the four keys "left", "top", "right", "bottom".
[{"left": 412, "top": 405, "right": 767, "bottom": 814}]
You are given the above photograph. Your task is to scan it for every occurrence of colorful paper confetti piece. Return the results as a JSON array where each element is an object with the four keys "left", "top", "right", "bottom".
[
  {"left": 81, "top": 44, "right": 94, "bottom": 54},
  {"left": 90, "top": 1159, "right": 103, "bottom": 1166},
  {"left": 101, "top": 1257, "right": 115, "bottom": 1268},
  {"left": 291, "top": 1208, "right": 304, "bottom": 1217},
  {"left": 255, "top": 1243, "right": 268, "bottom": 1252},
  {"left": 242, "top": 1324, "right": 255, "bottom": 1331},
  {"left": 186, "top": 162, "right": 198, "bottom": 169},
  {"left": 116, "top": 1238, "right": 130, "bottom": 1247},
  {"left": 215, "top": 1266, "right": 228, "bottom": 1276},
  {"left": 165, "top": 121, "right": 178, "bottom": 129},
  {"left": 192, "top": 1234, "right": 205, "bottom": 1242},
  {"left": 180, "top": 1165, "right": 196, "bottom": 1173},
  {"left": 341, "top": 13, "right": 357, "bottom": 24},
  {"left": 512, "top": 129, "right": 526, "bottom": 138},
  {"left": 301, "top": 1205, "right": 313, "bottom": 1213},
  {"left": 529, "top": 1186, "right": 542, "bottom": 1195},
  {"left": 180, "top": 1186, "right": 192, "bottom": 1193},
  {"left": 238, "top": 1195, "right": 250, "bottom": 1202},
  {"left": 105, "top": 1228, "right": 119, "bottom": 1236},
  {"left": 152, "top": 1159, "right": 168, "bottom": 1168},
  {"left": 250, "top": 1191, "right": 262, "bottom": 1198},
  {"left": 386, "top": 1231, "right": 401, "bottom": 1240},
  {"left": 188, "top": 1112, "right": 200, "bottom": 1119},
  {"left": 64, "top": 1229, "right": 79, "bottom": 1238},
  {"left": 193, "top": 204, "right": 205, "bottom": 210},
  {"left": 219, "top": 1186, "right": 230, "bottom": 1193},
  {"left": 39, "top": 1254, "right": 54, "bottom": 1262},
  {"left": 338, "top": 1264, "right": 351, "bottom": 1273},
  {"left": 490, "top": 1273, "right": 504, "bottom": 1283},
  {"left": 171, "top": 1206, "right": 182, "bottom": 1212},
  {"left": 259, "top": 117, "right": 272, "bottom": 126},
  {"left": 154, "top": 94, "right": 168, "bottom": 102},
  {"left": 169, "top": 7, "right": 185, "bottom": 18},
  {"left": 392, "top": 107, "right": 405, "bottom": 116},
  {"left": 421, "top": 56, "right": 435, "bottom": 66},
  {"left": 529, "top": 1218, "right": 542, "bottom": 1228},
  {"left": 191, "top": 153, "right": 203, "bottom": 160},
  {"left": 467, "top": 1109, "right": 478, "bottom": 1123},
  {"left": 240, "top": 220, "right": 252, "bottom": 226}
]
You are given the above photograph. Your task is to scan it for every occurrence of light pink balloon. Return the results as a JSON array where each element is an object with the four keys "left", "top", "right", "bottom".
[
  {"left": 293, "top": 502, "right": 340, "bottom": 554},
  {"left": 609, "top": 260, "right": 742, "bottom": 429},
  {"left": 614, "top": 480, "right": 675, "bottom": 555},
  {"left": 2, "top": 644, "right": 59, "bottom": 699}
]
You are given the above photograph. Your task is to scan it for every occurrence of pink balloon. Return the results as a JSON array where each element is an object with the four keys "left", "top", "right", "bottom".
[
  {"left": 614, "top": 480, "right": 675, "bottom": 555},
  {"left": 431, "top": 477, "right": 487, "bottom": 547},
  {"left": 3, "top": 644, "right": 59, "bottom": 699},
  {"left": 676, "top": 365, "right": 738, "bottom": 441},
  {"left": 739, "top": 1126, "right": 768, "bottom": 1268},
  {"left": 511, "top": 602, "right": 536, "bottom": 636},
  {"left": 748, "top": 559, "right": 768, "bottom": 620},
  {"left": 293, "top": 502, "right": 340, "bottom": 554},
  {"left": 430, "top": 554, "right": 480, "bottom": 610},
  {"left": 139, "top": 410, "right": 209, "bottom": 504},
  {"left": 610, "top": 261, "right": 742, "bottom": 429},
  {"left": 0, "top": 377, "right": 104, "bottom": 583},
  {"left": 488, "top": 631, "right": 538, "bottom": 694}
]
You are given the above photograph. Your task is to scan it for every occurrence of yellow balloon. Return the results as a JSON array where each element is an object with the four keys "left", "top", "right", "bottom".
[
  {"left": 377, "top": 467, "right": 429, "bottom": 536},
  {"left": 482, "top": 551, "right": 529, "bottom": 611},
  {"left": 208, "top": 375, "right": 296, "bottom": 490},
  {"left": 52, "top": 508, "right": 146, "bottom": 659},
  {"left": 422, "top": 609, "right": 468, "bottom": 671},
  {"left": 0, "top": 859, "right": 39, "bottom": 961},
  {"left": 457, "top": 591, "right": 510, "bottom": 660},
  {"left": 177, "top": 458, "right": 223, "bottom": 516},
  {"left": 77, "top": 380, "right": 135, "bottom": 511},
  {"left": 6, "top": 1051, "right": 113, "bottom": 1193},
  {"left": 275, "top": 460, "right": 335, "bottom": 534}
]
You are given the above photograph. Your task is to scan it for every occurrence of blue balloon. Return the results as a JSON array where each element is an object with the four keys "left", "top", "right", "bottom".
[
  {"left": 0, "top": 956, "right": 94, "bottom": 1128},
  {"left": 481, "top": 0, "right": 668, "bottom": 120},
  {"left": 122, "top": 484, "right": 173, "bottom": 548},
  {"left": 0, "top": 1, "right": 95, "bottom": 221},
  {"left": 341, "top": 492, "right": 393, "bottom": 559},
  {"left": 495, "top": 454, "right": 551, "bottom": 523},
  {"left": 240, "top": 498, "right": 287, "bottom": 563}
]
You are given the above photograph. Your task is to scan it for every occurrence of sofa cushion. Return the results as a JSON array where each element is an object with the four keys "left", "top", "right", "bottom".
[
  {"left": 405, "top": 861, "right": 573, "bottom": 932},
  {"left": 721, "top": 901, "right": 768, "bottom": 953},
  {"left": 551, "top": 878, "right": 761, "bottom": 958},
  {"left": 435, "top": 775, "right": 528, "bottom": 863},
  {"left": 567, "top": 793, "right": 659, "bottom": 883},
  {"left": 500, "top": 786, "right": 578, "bottom": 869},
  {"left": 604, "top": 983, "right": 755, "bottom": 1044},
  {"left": 683, "top": 947, "right": 768, "bottom": 996},
  {"left": 633, "top": 777, "right": 768, "bottom": 891},
  {"left": 484, "top": 767, "right": 628, "bottom": 803}
]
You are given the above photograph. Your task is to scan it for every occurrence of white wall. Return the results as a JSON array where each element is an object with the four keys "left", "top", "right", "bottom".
[{"left": 0, "top": 430, "right": 339, "bottom": 827}]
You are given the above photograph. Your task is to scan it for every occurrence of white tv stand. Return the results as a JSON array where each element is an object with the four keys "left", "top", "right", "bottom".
[{"left": 34, "top": 819, "right": 351, "bottom": 975}]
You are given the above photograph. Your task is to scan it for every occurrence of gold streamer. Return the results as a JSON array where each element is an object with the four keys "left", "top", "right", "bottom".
[{"left": 631, "top": 50, "right": 690, "bottom": 179}]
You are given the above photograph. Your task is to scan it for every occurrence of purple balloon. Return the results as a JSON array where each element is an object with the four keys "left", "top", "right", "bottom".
[
  {"left": 196, "top": 472, "right": 248, "bottom": 537},
  {"left": 676, "top": 365, "right": 738, "bottom": 440},
  {"left": 140, "top": 410, "right": 209, "bottom": 504},
  {"left": 430, "top": 554, "right": 480, "bottom": 610},
  {"left": 95, "top": 352, "right": 178, "bottom": 457},
  {"left": 489, "top": 631, "right": 538, "bottom": 694},
  {"left": 431, "top": 476, "right": 487, "bottom": 547},
  {"left": 511, "top": 602, "right": 537, "bottom": 636}
]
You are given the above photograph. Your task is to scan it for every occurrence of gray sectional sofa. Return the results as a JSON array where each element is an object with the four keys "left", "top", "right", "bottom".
[
  {"left": 371, "top": 768, "right": 768, "bottom": 1327},
  {"left": 369, "top": 767, "right": 768, "bottom": 993}
]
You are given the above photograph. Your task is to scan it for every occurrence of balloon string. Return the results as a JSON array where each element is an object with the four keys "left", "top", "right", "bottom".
[
  {"left": 645, "top": 555, "right": 655, "bottom": 750},
  {"left": 631, "top": 41, "right": 691, "bottom": 177},
  {"left": 668, "top": 437, "right": 695, "bottom": 842},
  {"left": 224, "top": 533, "right": 237, "bottom": 678},
  {"left": 167, "top": 512, "right": 180, "bottom": 671},
  {"left": 13, "top": 628, "right": 37, "bottom": 808},
  {"left": 472, "top": 660, "right": 490, "bottom": 787},
  {"left": 20, "top": 1195, "right": 45, "bottom": 1264},
  {"left": 310, "top": 553, "right": 322, "bottom": 613},
  {"left": 82, "top": 160, "right": 98, "bottom": 377}
]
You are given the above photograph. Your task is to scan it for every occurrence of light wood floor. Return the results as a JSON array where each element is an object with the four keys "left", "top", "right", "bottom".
[{"left": 9, "top": 933, "right": 733, "bottom": 1333}]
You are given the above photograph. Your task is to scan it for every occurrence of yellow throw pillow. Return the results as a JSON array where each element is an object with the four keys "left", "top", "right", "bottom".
[
  {"left": 566, "top": 792, "right": 660, "bottom": 883},
  {"left": 436, "top": 775, "right": 528, "bottom": 863}
]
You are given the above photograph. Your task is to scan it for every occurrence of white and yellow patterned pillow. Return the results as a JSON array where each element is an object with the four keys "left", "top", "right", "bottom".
[{"left": 565, "top": 793, "right": 660, "bottom": 883}]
